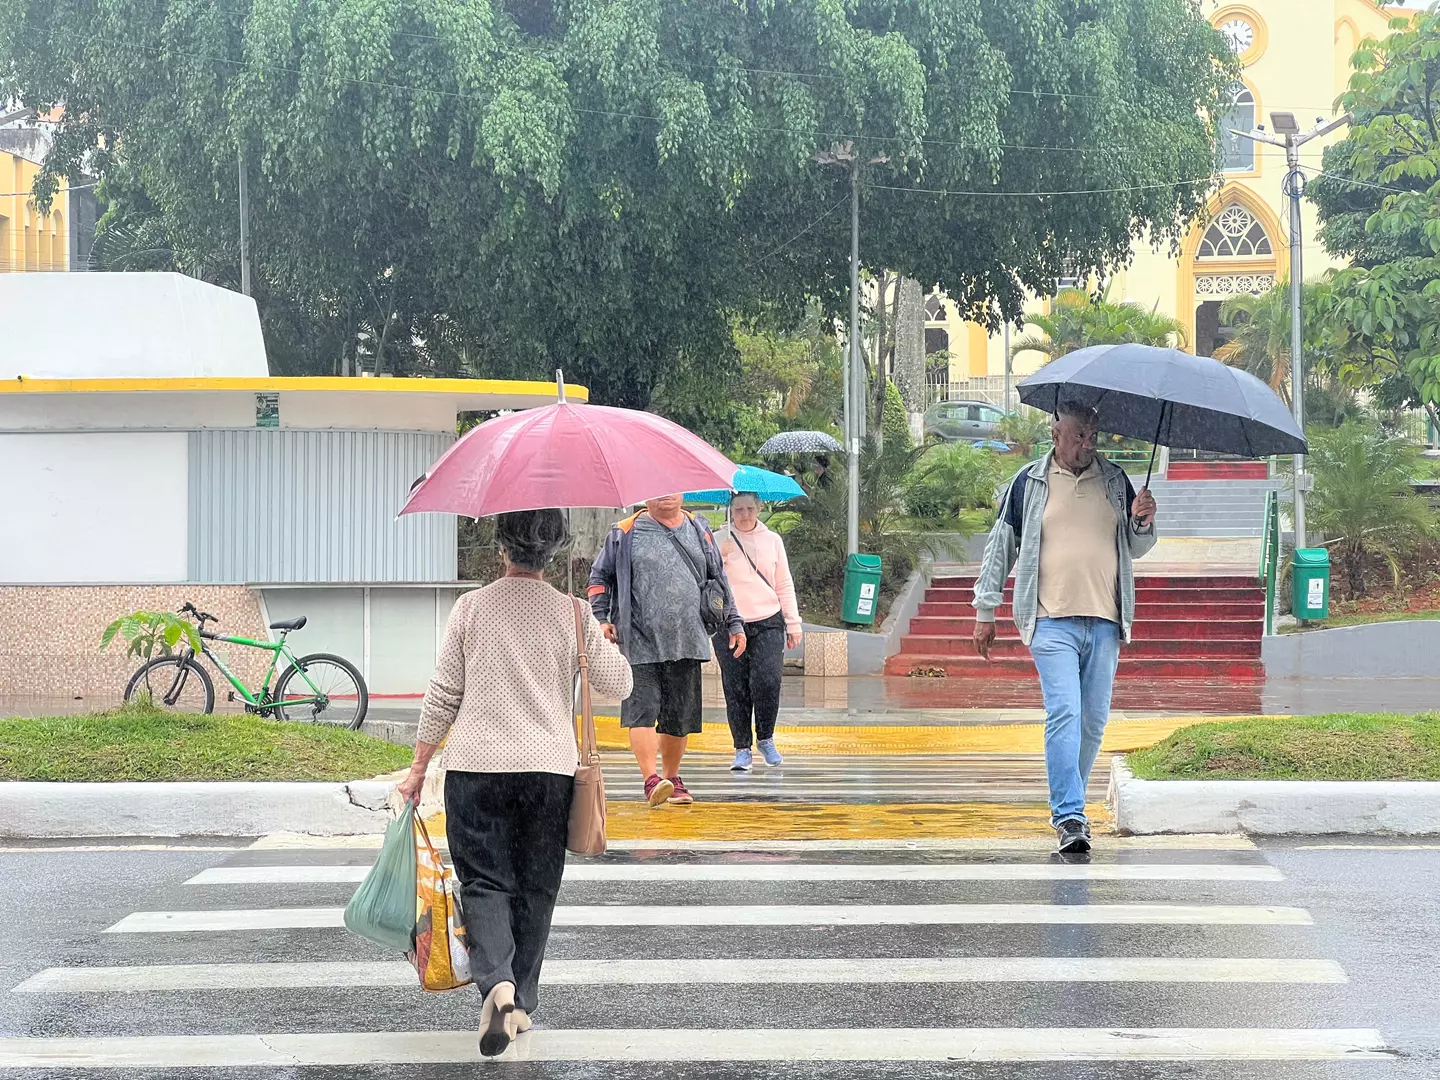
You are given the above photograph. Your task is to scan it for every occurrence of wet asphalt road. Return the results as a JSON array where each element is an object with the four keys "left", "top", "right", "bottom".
[{"left": 0, "top": 836, "right": 1434, "bottom": 1079}]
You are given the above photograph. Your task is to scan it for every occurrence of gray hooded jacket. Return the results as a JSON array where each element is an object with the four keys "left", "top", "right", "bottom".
[{"left": 972, "top": 452, "right": 1157, "bottom": 645}]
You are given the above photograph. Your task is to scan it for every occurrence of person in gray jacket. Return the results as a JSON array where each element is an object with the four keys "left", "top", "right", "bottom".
[{"left": 972, "top": 403, "right": 1158, "bottom": 853}]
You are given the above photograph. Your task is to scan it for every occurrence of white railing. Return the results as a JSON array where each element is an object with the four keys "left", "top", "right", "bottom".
[{"left": 925, "top": 376, "right": 1012, "bottom": 409}]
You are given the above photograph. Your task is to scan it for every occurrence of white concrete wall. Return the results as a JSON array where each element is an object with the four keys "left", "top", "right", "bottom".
[
  {"left": 0, "top": 431, "right": 188, "bottom": 583},
  {"left": 0, "top": 272, "right": 267, "bottom": 379},
  {"left": 0, "top": 391, "right": 252, "bottom": 432},
  {"left": 1263, "top": 621, "right": 1440, "bottom": 679},
  {"left": 260, "top": 586, "right": 464, "bottom": 696},
  {"left": 278, "top": 390, "right": 458, "bottom": 432}
]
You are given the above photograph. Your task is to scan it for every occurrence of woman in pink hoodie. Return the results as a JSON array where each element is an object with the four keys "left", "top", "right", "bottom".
[{"left": 713, "top": 492, "right": 803, "bottom": 771}]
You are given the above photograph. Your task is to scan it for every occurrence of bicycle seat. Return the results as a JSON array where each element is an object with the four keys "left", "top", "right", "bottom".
[{"left": 269, "top": 616, "right": 308, "bottom": 631}]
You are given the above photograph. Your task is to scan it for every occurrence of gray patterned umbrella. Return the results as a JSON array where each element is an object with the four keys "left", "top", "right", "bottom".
[{"left": 758, "top": 430, "right": 844, "bottom": 454}]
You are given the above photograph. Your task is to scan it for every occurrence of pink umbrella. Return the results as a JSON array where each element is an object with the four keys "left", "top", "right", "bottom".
[{"left": 400, "top": 375, "right": 736, "bottom": 517}]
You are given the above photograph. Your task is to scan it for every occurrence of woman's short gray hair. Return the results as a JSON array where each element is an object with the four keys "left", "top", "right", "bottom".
[
  {"left": 731, "top": 491, "right": 762, "bottom": 506},
  {"left": 495, "top": 509, "right": 570, "bottom": 573}
]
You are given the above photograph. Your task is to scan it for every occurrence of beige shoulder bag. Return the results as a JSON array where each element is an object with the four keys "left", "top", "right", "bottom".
[{"left": 567, "top": 597, "right": 607, "bottom": 856}]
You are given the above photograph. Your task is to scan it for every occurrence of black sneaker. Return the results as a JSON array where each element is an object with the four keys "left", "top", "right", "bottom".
[{"left": 1055, "top": 818, "right": 1091, "bottom": 854}]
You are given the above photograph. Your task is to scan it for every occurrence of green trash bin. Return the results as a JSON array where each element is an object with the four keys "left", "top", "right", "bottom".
[
  {"left": 1291, "top": 548, "right": 1331, "bottom": 620},
  {"left": 842, "top": 553, "right": 883, "bottom": 626}
]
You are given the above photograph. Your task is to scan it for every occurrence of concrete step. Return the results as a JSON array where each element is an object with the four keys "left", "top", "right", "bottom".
[
  {"left": 909, "top": 616, "right": 1264, "bottom": 640},
  {"left": 898, "top": 635, "right": 1263, "bottom": 660},
  {"left": 927, "top": 585, "right": 1264, "bottom": 603},
  {"left": 917, "top": 600, "right": 1265, "bottom": 620},
  {"left": 933, "top": 575, "right": 1262, "bottom": 590},
  {"left": 883, "top": 653, "right": 1266, "bottom": 680}
]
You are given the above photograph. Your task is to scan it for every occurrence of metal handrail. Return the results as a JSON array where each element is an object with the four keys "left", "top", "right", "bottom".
[{"left": 1259, "top": 489, "right": 1280, "bottom": 637}]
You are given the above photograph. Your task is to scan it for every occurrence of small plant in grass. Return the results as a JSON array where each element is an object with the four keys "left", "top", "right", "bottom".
[{"left": 100, "top": 611, "right": 203, "bottom": 662}]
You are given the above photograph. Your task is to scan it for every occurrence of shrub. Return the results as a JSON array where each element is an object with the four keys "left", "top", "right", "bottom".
[
  {"left": 906, "top": 442, "right": 1005, "bottom": 521},
  {"left": 1299, "top": 420, "right": 1438, "bottom": 597},
  {"left": 882, "top": 380, "right": 911, "bottom": 448}
]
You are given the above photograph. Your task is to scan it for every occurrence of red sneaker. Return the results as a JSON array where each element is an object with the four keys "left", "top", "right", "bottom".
[
  {"left": 643, "top": 774, "right": 675, "bottom": 808},
  {"left": 667, "top": 776, "right": 694, "bottom": 805}
]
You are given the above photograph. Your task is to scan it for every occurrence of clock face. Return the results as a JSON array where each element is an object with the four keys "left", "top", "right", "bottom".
[{"left": 1221, "top": 18, "right": 1255, "bottom": 54}]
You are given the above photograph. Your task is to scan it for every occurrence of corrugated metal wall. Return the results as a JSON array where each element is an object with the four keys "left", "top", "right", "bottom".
[{"left": 188, "top": 430, "right": 456, "bottom": 583}]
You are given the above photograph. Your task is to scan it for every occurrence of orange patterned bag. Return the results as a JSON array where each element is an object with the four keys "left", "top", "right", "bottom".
[{"left": 407, "top": 816, "right": 472, "bottom": 992}]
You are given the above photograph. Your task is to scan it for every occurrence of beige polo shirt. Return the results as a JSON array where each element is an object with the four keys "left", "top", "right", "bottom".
[{"left": 1036, "top": 459, "right": 1120, "bottom": 623}]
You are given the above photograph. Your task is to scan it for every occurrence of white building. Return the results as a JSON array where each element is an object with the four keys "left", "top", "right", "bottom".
[{"left": 0, "top": 272, "right": 575, "bottom": 700}]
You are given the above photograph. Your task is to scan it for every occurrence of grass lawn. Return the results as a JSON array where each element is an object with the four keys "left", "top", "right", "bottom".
[
  {"left": 1127, "top": 713, "right": 1440, "bottom": 781},
  {"left": 0, "top": 703, "right": 413, "bottom": 782},
  {"left": 1280, "top": 610, "right": 1440, "bottom": 633}
]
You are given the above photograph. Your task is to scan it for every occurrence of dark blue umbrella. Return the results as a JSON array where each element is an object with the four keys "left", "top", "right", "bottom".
[{"left": 1017, "top": 343, "right": 1307, "bottom": 485}]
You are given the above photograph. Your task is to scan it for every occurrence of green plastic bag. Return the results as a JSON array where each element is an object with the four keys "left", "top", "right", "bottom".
[{"left": 343, "top": 802, "right": 417, "bottom": 952}]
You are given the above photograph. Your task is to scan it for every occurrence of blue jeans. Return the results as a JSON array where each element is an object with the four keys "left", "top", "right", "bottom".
[{"left": 1029, "top": 617, "right": 1121, "bottom": 826}]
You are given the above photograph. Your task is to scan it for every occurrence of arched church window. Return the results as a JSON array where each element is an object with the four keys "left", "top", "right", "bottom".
[{"left": 1197, "top": 204, "right": 1273, "bottom": 258}]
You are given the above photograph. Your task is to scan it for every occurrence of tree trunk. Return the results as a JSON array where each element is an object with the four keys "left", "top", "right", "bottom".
[
  {"left": 1347, "top": 541, "right": 1366, "bottom": 599},
  {"left": 871, "top": 271, "right": 891, "bottom": 450},
  {"left": 893, "top": 277, "right": 927, "bottom": 418}
]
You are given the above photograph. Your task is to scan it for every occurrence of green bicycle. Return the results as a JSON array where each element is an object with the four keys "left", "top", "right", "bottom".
[{"left": 123, "top": 602, "right": 369, "bottom": 729}]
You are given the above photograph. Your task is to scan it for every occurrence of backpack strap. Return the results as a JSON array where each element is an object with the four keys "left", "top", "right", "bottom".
[{"left": 1003, "top": 466, "right": 1031, "bottom": 541}]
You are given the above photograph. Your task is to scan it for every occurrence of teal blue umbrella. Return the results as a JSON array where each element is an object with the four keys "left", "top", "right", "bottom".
[{"left": 685, "top": 464, "right": 805, "bottom": 505}]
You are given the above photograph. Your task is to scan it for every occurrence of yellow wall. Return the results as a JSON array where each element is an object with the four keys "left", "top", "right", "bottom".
[
  {"left": 937, "top": 0, "right": 1397, "bottom": 384},
  {"left": 0, "top": 150, "right": 68, "bottom": 274}
]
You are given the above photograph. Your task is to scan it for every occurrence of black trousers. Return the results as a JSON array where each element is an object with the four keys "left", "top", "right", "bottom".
[
  {"left": 714, "top": 611, "right": 786, "bottom": 749},
  {"left": 444, "top": 770, "right": 572, "bottom": 1014}
]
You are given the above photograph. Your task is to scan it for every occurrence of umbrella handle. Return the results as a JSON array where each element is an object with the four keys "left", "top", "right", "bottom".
[{"left": 1143, "top": 402, "right": 1168, "bottom": 490}]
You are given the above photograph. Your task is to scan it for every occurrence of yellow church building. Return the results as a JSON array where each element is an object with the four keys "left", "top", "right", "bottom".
[
  {"left": 0, "top": 116, "right": 94, "bottom": 274},
  {"left": 928, "top": 0, "right": 1407, "bottom": 400}
]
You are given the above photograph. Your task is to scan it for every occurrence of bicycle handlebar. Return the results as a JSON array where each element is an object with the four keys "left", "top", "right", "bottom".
[{"left": 178, "top": 602, "right": 219, "bottom": 625}]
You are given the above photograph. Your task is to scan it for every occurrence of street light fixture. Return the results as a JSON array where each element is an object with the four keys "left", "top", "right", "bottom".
[
  {"left": 1230, "top": 111, "right": 1352, "bottom": 551},
  {"left": 815, "top": 141, "right": 888, "bottom": 557}
]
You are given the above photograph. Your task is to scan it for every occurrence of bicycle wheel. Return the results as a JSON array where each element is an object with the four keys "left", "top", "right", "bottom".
[
  {"left": 124, "top": 656, "right": 215, "bottom": 714},
  {"left": 274, "top": 653, "right": 369, "bottom": 729}
]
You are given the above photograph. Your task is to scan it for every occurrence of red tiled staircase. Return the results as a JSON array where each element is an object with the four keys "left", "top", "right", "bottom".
[{"left": 884, "top": 572, "right": 1266, "bottom": 681}]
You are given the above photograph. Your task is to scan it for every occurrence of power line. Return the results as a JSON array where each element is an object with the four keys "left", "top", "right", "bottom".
[
  {"left": 869, "top": 177, "right": 1215, "bottom": 198},
  {"left": 746, "top": 194, "right": 849, "bottom": 267},
  {"left": 0, "top": 180, "right": 99, "bottom": 198},
  {"left": 1298, "top": 163, "right": 1420, "bottom": 196}
]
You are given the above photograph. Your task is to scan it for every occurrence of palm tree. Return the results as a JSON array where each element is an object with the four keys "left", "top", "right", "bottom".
[
  {"left": 1216, "top": 279, "right": 1362, "bottom": 422},
  {"left": 1301, "top": 420, "right": 1437, "bottom": 598},
  {"left": 1215, "top": 286, "right": 1293, "bottom": 398},
  {"left": 1009, "top": 288, "right": 1188, "bottom": 363}
]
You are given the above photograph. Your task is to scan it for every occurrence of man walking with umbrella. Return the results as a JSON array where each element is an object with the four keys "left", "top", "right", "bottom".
[{"left": 972, "top": 403, "right": 1157, "bottom": 853}]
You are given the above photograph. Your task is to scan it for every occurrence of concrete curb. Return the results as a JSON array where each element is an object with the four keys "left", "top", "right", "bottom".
[
  {"left": 0, "top": 779, "right": 406, "bottom": 839},
  {"left": 1109, "top": 756, "right": 1440, "bottom": 836}
]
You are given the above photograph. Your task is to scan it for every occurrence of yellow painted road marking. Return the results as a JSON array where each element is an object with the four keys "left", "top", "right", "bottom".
[
  {"left": 426, "top": 801, "right": 1115, "bottom": 842},
  {"left": 592, "top": 716, "right": 1263, "bottom": 756}
]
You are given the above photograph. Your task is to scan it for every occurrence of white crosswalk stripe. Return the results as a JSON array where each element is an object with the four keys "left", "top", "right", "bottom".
[
  {"left": 0, "top": 1028, "right": 1393, "bottom": 1068},
  {"left": 13, "top": 957, "right": 1348, "bottom": 993},
  {"left": 184, "top": 861, "right": 1285, "bottom": 885},
  {"left": 2, "top": 834, "right": 1390, "bottom": 1070},
  {"left": 103, "top": 902, "right": 1313, "bottom": 933}
]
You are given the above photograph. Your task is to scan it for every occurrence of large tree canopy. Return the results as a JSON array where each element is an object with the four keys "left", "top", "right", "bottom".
[
  {"left": 1, "top": 0, "right": 1232, "bottom": 405},
  {"left": 1310, "top": 7, "right": 1440, "bottom": 423}
]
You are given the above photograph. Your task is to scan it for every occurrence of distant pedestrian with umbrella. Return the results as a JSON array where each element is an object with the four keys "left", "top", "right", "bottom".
[
  {"left": 588, "top": 495, "right": 746, "bottom": 807},
  {"left": 973, "top": 344, "right": 1306, "bottom": 853},
  {"left": 713, "top": 492, "right": 803, "bottom": 771}
]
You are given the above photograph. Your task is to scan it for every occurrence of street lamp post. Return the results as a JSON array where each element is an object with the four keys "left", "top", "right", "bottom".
[
  {"left": 816, "top": 141, "right": 888, "bottom": 556},
  {"left": 1231, "top": 111, "right": 1351, "bottom": 550},
  {"left": 238, "top": 150, "right": 252, "bottom": 298}
]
